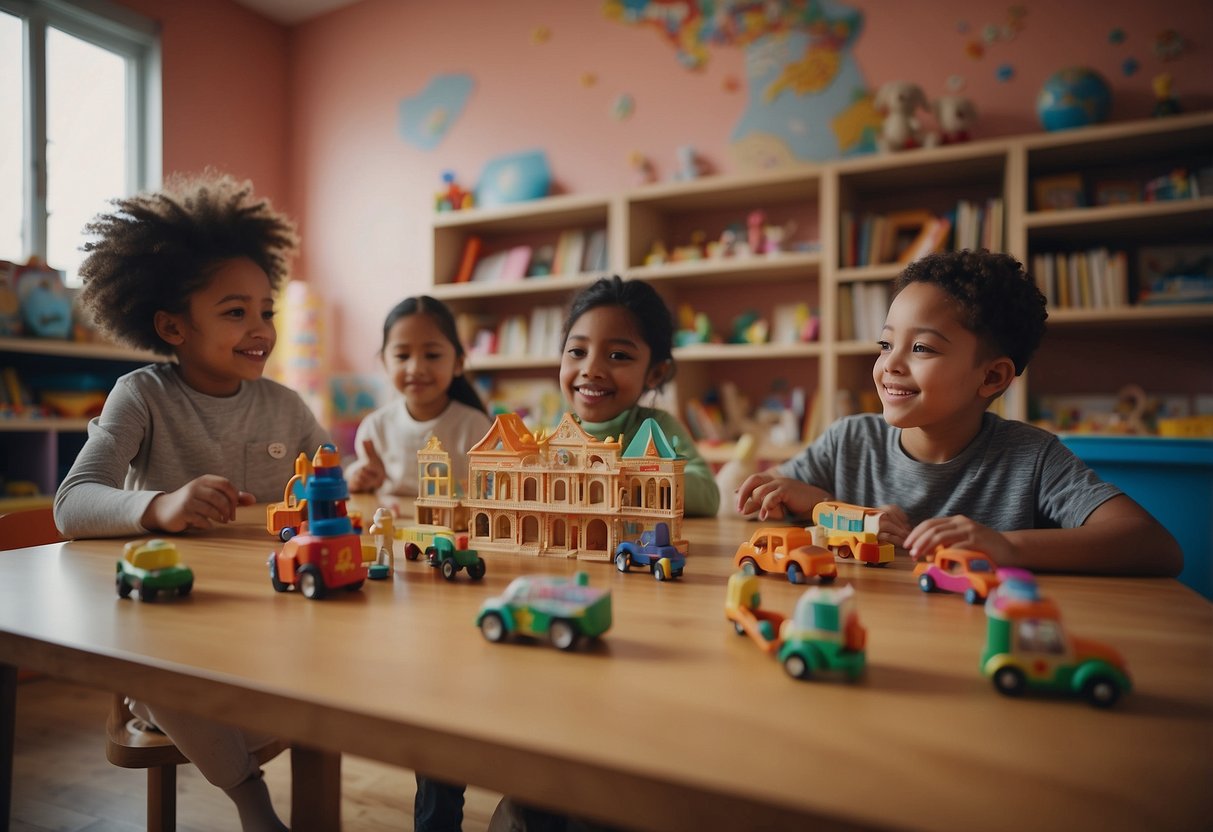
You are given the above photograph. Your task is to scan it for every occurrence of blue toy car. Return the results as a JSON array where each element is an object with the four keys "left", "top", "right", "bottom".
[{"left": 613, "top": 522, "right": 686, "bottom": 581}]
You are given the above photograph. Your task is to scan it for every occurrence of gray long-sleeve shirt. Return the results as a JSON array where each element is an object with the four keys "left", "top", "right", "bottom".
[
  {"left": 54, "top": 363, "right": 331, "bottom": 538},
  {"left": 776, "top": 412, "right": 1120, "bottom": 530}
]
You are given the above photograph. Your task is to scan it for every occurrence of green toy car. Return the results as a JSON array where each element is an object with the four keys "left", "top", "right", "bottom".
[
  {"left": 116, "top": 539, "right": 194, "bottom": 602},
  {"left": 477, "top": 572, "right": 611, "bottom": 650},
  {"left": 426, "top": 534, "right": 486, "bottom": 581}
]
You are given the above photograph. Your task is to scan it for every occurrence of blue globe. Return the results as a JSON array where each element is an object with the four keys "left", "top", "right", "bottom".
[{"left": 1037, "top": 67, "right": 1112, "bottom": 131}]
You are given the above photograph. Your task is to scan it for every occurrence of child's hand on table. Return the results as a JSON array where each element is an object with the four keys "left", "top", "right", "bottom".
[
  {"left": 141, "top": 475, "right": 255, "bottom": 532},
  {"left": 346, "top": 439, "right": 387, "bottom": 493}
]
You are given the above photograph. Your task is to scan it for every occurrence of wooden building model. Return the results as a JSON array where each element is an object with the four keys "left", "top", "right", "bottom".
[{"left": 415, "top": 412, "right": 685, "bottom": 561}]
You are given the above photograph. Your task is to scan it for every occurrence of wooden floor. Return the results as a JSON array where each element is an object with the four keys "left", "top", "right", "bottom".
[{"left": 10, "top": 677, "right": 501, "bottom": 831}]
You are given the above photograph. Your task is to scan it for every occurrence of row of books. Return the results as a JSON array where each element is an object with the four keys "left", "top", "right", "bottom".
[
  {"left": 458, "top": 305, "right": 565, "bottom": 359},
  {"left": 836, "top": 281, "right": 890, "bottom": 342},
  {"left": 839, "top": 198, "right": 1003, "bottom": 268},
  {"left": 453, "top": 228, "right": 609, "bottom": 283},
  {"left": 1031, "top": 249, "right": 1129, "bottom": 310}
]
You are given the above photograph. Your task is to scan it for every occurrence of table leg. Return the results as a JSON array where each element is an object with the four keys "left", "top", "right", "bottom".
[
  {"left": 290, "top": 745, "right": 341, "bottom": 831},
  {"left": 1, "top": 662, "right": 15, "bottom": 832}
]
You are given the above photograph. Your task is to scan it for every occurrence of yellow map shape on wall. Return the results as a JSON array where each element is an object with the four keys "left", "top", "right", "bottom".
[
  {"left": 831, "top": 94, "right": 882, "bottom": 153},
  {"left": 764, "top": 46, "right": 840, "bottom": 101}
]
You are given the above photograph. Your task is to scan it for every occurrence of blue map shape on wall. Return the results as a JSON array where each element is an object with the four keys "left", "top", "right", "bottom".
[{"left": 398, "top": 73, "right": 474, "bottom": 151}]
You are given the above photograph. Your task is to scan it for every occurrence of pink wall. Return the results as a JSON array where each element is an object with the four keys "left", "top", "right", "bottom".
[
  {"left": 285, "top": 0, "right": 1213, "bottom": 375},
  {"left": 115, "top": 0, "right": 290, "bottom": 212}
]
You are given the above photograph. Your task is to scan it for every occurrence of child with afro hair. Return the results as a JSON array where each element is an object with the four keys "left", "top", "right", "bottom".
[
  {"left": 55, "top": 172, "right": 331, "bottom": 831},
  {"left": 738, "top": 250, "right": 1181, "bottom": 577}
]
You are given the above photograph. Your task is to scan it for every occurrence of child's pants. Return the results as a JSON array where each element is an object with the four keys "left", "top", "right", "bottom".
[{"left": 128, "top": 699, "right": 278, "bottom": 790}]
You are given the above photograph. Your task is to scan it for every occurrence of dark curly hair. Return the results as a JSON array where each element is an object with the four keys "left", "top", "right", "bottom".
[
  {"left": 895, "top": 250, "right": 1047, "bottom": 376},
  {"left": 561, "top": 275, "right": 676, "bottom": 390},
  {"left": 78, "top": 172, "right": 298, "bottom": 355}
]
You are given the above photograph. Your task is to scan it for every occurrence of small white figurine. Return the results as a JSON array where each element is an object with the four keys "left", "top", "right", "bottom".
[{"left": 368, "top": 507, "right": 396, "bottom": 572}]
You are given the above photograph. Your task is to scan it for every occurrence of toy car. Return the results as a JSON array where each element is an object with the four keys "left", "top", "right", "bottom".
[
  {"left": 913, "top": 548, "right": 1001, "bottom": 604},
  {"left": 613, "top": 522, "right": 686, "bottom": 581},
  {"left": 477, "top": 572, "right": 611, "bottom": 650},
  {"left": 733, "top": 526, "right": 837, "bottom": 585},
  {"left": 116, "top": 539, "right": 194, "bottom": 602},
  {"left": 399, "top": 524, "right": 467, "bottom": 561},
  {"left": 427, "top": 534, "right": 486, "bottom": 581},
  {"left": 981, "top": 568, "right": 1132, "bottom": 708},
  {"left": 724, "top": 572, "right": 866, "bottom": 682}
]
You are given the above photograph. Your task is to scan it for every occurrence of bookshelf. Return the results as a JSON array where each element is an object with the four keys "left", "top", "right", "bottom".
[
  {"left": 0, "top": 336, "right": 163, "bottom": 508},
  {"left": 432, "top": 112, "right": 1213, "bottom": 452}
]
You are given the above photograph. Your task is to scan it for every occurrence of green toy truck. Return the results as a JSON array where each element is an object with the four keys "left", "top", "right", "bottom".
[
  {"left": 427, "top": 534, "right": 486, "bottom": 581},
  {"left": 477, "top": 572, "right": 612, "bottom": 651}
]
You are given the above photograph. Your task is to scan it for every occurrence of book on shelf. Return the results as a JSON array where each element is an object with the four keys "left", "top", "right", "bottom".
[
  {"left": 898, "top": 216, "right": 952, "bottom": 264},
  {"left": 837, "top": 282, "right": 855, "bottom": 341},
  {"left": 582, "top": 228, "right": 608, "bottom": 273},
  {"left": 526, "top": 305, "right": 564, "bottom": 358},
  {"left": 499, "top": 245, "right": 532, "bottom": 282},
  {"left": 454, "top": 235, "right": 482, "bottom": 283},
  {"left": 553, "top": 230, "right": 587, "bottom": 276},
  {"left": 1032, "top": 248, "right": 1131, "bottom": 309}
]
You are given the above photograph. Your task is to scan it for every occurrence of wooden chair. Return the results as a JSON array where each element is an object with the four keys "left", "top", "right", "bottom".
[{"left": 0, "top": 507, "right": 288, "bottom": 831}]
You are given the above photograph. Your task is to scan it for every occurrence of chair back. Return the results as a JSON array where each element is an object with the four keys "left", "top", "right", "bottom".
[{"left": 0, "top": 506, "right": 63, "bottom": 550}]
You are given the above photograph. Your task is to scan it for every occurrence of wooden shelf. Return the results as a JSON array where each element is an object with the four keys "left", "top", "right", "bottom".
[
  {"left": 0, "top": 336, "right": 161, "bottom": 363},
  {"left": 0, "top": 417, "right": 91, "bottom": 433},
  {"left": 1046, "top": 304, "right": 1213, "bottom": 325},
  {"left": 674, "top": 342, "right": 822, "bottom": 362}
]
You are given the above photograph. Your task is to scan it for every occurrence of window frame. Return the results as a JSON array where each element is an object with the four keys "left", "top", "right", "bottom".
[{"left": 0, "top": 0, "right": 160, "bottom": 264}]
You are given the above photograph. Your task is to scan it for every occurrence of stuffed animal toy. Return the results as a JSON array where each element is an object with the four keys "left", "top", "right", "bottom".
[
  {"left": 934, "top": 94, "right": 977, "bottom": 144},
  {"left": 874, "top": 81, "right": 934, "bottom": 151}
]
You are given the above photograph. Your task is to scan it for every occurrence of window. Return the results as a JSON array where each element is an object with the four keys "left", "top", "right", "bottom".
[{"left": 0, "top": 0, "right": 160, "bottom": 284}]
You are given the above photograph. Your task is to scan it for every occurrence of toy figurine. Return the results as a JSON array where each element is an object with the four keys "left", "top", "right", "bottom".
[
  {"left": 724, "top": 572, "right": 866, "bottom": 681},
  {"left": 1152, "top": 72, "right": 1182, "bottom": 117},
  {"left": 367, "top": 507, "right": 396, "bottom": 578},
  {"left": 874, "top": 81, "right": 934, "bottom": 151},
  {"left": 981, "top": 569, "right": 1131, "bottom": 707},
  {"left": 933, "top": 94, "right": 977, "bottom": 144},
  {"left": 629, "top": 150, "right": 656, "bottom": 185},
  {"left": 673, "top": 145, "right": 704, "bottom": 181},
  {"left": 435, "top": 170, "right": 474, "bottom": 212},
  {"left": 644, "top": 240, "right": 668, "bottom": 266},
  {"left": 116, "top": 539, "right": 194, "bottom": 602},
  {"left": 746, "top": 210, "right": 765, "bottom": 254},
  {"left": 477, "top": 572, "right": 612, "bottom": 650}
]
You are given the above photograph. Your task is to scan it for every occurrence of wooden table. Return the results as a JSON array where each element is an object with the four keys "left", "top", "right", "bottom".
[{"left": 3, "top": 504, "right": 1211, "bottom": 831}]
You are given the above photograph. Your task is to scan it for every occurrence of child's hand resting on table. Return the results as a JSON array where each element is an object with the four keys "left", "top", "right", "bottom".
[
  {"left": 140, "top": 474, "right": 255, "bottom": 532},
  {"left": 346, "top": 439, "right": 387, "bottom": 493},
  {"left": 904, "top": 514, "right": 1017, "bottom": 563},
  {"left": 735, "top": 472, "right": 827, "bottom": 521}
]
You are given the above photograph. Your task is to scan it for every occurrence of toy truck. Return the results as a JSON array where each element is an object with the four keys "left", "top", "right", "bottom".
[
  {"left": 913, "top": 548, "right": 1001, "bottom": 604},
  {"left": 980, "top": 568, "right": 1131, "bottom": 708},
  {"left": 724, "top": 572, "right": 866, "bottom": 681},
  {"left": 266, "top": 451, "right": 314, "bottom": 541},
  {"left": 268, "top": 444, "right": 368, "bottom": 599},
  {"left": 116, "top": 539, "right": 194, "bottom": 602},
  {"left": 811, "top": 501, "right": 895, "bottom": 566},
  {"left": 613, "top": 521, "right": 687, "bottom": 581},
  {"left": 477, "top": 572, "right": 612, "bottom": 651},
  {"left": 732, "top": 526, "right": 837, "bottom": 585},
  {"left": 399, "top": 524, "right": 468, "bottom": 561},
  {"left": 427, "top": 534, "right": 486, "bottom": 581}
]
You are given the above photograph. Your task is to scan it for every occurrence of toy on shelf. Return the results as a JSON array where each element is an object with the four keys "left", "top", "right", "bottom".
[
  {"left": 116, "top": 539, "right": 194, "bottom": 602},
  {"left": 629, "top": 151, "right": 656, "bottom": 185},
  {"left": 673, "top": 145, "right": 705, "bottom": 181},
  {"left": 644, "top": 239, "right": 668, "bottom": 267},
  {"left": 1151, "top": 73, "right": 1182, "bottom": 117},
  {"left": 435, "top": 170, "right": 474, "bottom": 212},
  {"left": 426, "top": 534, "right": 486, "bottom": 581},
  {"left": 0, "top": 260, "right": 21, "bottom": 336},
  {"left": 1036, "top": 67, "right": 1111, "bottom": 131},
  {"left": 913, "top": 547, "right": 1000, "bottom": 604},
  {"left": 933, "top": 94, "right": 976, "bottom": 144},
  {"left": 673, "top": 303, "right": 715, "bottom": 347},
  {"left": 981, "top": 568, "right": 1131, "bottom": 708},
  {"left": 415, "top": 413, "right": 687, "bottom": 562},
  {"left": 267, "top": 443, "right": 368, "bottom": 600},
  {"left": 874, "top": 81, "right": 934, "bottom": 151},
  {"left": 728, "top": 310, "right": 768, "bottom": 345},
  {"left": 746, "top": 210, "right": 765, "bottom": 254},
  {"left": 477, "top": 572, "right": 612, "bottom": 650},
  {"left": 811, "top": 501, "right": 895, "bottom": 566},
  {"left": 613, "top": 521, "right": 686, "bottom": 581},
  {"left": 724, "top": 572, "right": 866, "bottom": 682},
  {"left": 733, "top": 526, "right": 837, "bottom": 585}
]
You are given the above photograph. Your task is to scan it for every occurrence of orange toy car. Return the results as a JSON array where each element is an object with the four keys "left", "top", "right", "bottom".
[
  {"left": 913, "top": 547, "right": 1001, "bottom": 604},
  {"left": 733, "top": 526, "right": 837, "bottom": 585}
]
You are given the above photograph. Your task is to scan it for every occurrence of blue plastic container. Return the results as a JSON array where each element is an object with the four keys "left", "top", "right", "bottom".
[{"left": 1060, "top": 435, "right": 1213, "bottom": 599}]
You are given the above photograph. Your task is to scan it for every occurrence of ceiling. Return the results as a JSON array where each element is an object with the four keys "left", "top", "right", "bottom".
[{"left": 231, "top": 0, "right": 362, "bottom": 26}]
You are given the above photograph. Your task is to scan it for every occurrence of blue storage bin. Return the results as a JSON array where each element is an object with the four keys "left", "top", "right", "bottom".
[{"left": 1060, "top": 435, "right": 1213, "bottom": 600}]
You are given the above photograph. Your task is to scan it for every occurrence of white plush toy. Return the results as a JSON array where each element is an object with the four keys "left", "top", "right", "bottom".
[
  {"left": 874, "top": 81, "right": 934, "bottom": 152},
  {"left": 934, "top": 94, "right": 977, "bottom": 144}
]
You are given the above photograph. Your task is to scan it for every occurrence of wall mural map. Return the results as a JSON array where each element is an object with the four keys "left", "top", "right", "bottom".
[{"left": 606, "top": 0, "right": 880, "bottom": 168}]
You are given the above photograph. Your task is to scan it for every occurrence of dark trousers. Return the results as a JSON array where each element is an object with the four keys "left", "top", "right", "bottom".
[{"left": 415, "top": 774, "right": 466, "bottom": 832}]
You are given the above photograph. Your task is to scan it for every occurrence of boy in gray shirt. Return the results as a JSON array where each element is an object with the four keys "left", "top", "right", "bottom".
[
  {"left": 54, "top": 173, "right": 328, "bottom": 831},
  {"left": 737, "top": 250, "right": 1181, "bottom": 577}
]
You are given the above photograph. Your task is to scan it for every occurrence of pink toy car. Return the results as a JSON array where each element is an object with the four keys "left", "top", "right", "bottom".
[{"left": 913, "top": 548, "right": 1000, "bottom": 604}]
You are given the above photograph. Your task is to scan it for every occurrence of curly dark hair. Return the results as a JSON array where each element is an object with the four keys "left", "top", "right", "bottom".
[
  {"left": 78, "top": 172, "right": 298, "bottom": 355},
  {"left": 894, "top": 250, "right": 1047, "bottom": 375}
]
